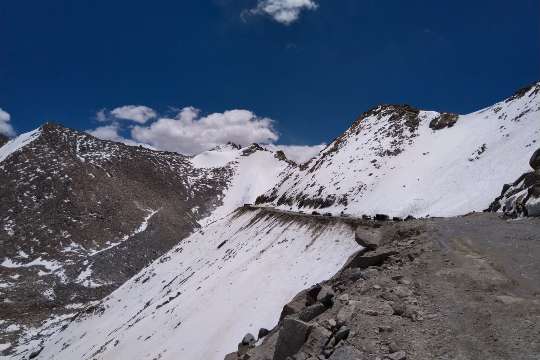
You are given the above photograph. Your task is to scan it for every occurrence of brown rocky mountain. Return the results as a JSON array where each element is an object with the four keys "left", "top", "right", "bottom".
[{"left": 0, "top": 123, "right": 231, "bottom": 349}]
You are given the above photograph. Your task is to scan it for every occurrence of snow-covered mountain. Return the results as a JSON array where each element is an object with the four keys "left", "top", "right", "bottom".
[
  {"left": 257, "top": 82, "right": 540, "bottom": 217},
  {"left": 0, "top": 125, "right": 294, "bottom": 356},
  {"left": 1, "top": 82, "right": 539, "bottom": 360}
]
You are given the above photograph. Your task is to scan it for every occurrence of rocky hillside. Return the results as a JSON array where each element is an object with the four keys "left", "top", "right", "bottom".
[
  {"left": 0, "top": 124, "right": 231, "bottom": 354},
  {"left": 227, "top": 213, "right": 540, "bottom": 360},
  {"left": 256, "top": 82, "right": 540, "bottom": 217}
]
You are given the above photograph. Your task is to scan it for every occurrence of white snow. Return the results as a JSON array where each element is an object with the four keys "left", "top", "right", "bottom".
[
  {"left": 194, "top": 146, "right": 291, "bottom": 227},
  {"left": 29, "top": 209, "right": 360, "bottom": 360},
  {"left": 89, "top": 208, "right": 159, "bottom": 256},
  {"left": 0, "top": 128, "right": 41, "bottom": 163},
  {"left": 191, "top": 144, "right": 241, "bottom": 168}
]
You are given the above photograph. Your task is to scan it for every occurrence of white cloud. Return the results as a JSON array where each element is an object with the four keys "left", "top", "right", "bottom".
[
  {"left": 131, "top": 107, "right": 279, "bottom": 155},
  {"left": 95, "top": 109, "right": 108, "bottom": 122},
  {"left": 247, "top": 0, "right": 318, "bottom": 25},
  {"left": 264, "top": 143, "right": 325, "bottom": 164},
  {"left": 110, "top": 105, "right": 157, "bottom": 124},
  {"left": 0, "top": 108, "right": 15, "bottom": 137}
]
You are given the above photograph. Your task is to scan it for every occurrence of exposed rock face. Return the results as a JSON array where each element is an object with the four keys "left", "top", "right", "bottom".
[
  {"left": 428, "top": 112, "right": 458, "bottom": 130},
  {"left": 488, "top": 148, "right": 540, "bottom": 217},
  {"left": 0, "top": 123, "right": 230, "bottom": 352}
]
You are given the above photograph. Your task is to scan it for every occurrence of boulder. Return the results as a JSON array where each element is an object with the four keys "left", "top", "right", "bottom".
[
  {"left": 258, "top": 328, "right": 270, "bottom": 340},
  {"left": 354, "top": 226, "right": 382, "bottom": 250},
  {"left": 428, "top": 112, "right": 458, "bottom": 130},
  {"left": 303, "top": 324, "right": 332, "bottom": 355},
  {"left": 328, "top": 345, "right": 364, "bottom": 359},
  {"left": 273, "top": 317, "right": 313, "bottom": 360},
  {"left": 317, "top": 286, "right": 335, "bottom": 307},
  {"left": 242, "top": 333, "right": 256, "bottom": 346},
  {"left": 299, "top": 303, "right": 328, "bottom": 322},
  {"left": 333, "top": 326, "right": 350, "bottom": 345}
]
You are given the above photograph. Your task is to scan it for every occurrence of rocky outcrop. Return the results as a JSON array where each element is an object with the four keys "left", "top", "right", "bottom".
[
  {"left": 488, "top": 148, "right": 540, "bottom": 217},
  {"left": 428, "top": 112, "right": 459, "bottom": 130}
]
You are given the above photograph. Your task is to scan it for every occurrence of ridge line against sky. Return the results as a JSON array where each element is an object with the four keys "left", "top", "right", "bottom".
[{"left": 1, "top": 0, "right": 538, "bottom": 152}]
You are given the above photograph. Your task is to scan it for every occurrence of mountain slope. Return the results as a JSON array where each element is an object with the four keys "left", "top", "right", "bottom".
[
  {"left": 257, "top": 82, "right": 540, "bottom": 217},
  {"left": 14, "top": 208, "right": 363, "bottom": 360},
  {"left": 0, "top": 124, "right": 230, "bottom": 353},
  {"left": 191, "top": 143, "right": 294, "bottom": 226}
]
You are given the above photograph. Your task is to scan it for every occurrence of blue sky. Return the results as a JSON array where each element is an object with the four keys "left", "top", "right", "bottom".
[{"left": 1, "top": 0, "right": 539, "bottom": 153}]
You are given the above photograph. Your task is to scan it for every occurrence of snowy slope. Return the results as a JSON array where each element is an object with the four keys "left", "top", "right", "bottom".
[
  {"left": 192, "top": 144, "right": 293, "bottom": 226},
  {"left": 22, "top": 208, "right": 360, "bottom": 360},
  {"left": 257, "top": 83, "right": 540, "bottom": 217},
  {"left": 0, "top": 129, "right": 41, "bottom": 163}
]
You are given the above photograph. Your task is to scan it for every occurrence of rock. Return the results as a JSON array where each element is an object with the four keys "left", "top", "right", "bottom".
[
  {"left": 299, "top": 303, "right": 327, "bottom": 322},
  {"left": 303, "top": 324, "right": 332, "bottom": 355},
  {"left": 404, "top": 215, "right": 416, "bottom": 221},
  {"left": 328, "top": 345, "right": 364, "bottom": 359},
  {"left": 273, "top": 317, "right": 313, "bottom": 360},
  {"left": 280, "top": 293, "right": 307, "bottom": 321},
  {"left": 28, "top": 347, "right": 44, "bottom": 359},
  {"left": 346, "top": 250, "right": 397, "bottom": 269},
  {"left": 429, "top": 112, "right": 458, "bottom": 130},
  {"left": 224, "top": 352, "right": 238, "bottom": 360},
  {"left": 337, "top": 293, "right": 349, "bottom": 302},
  {"left": 354, "top": 226, "right": 382, "bottom": 250},
  {"left": 317, "top": 286, "right": 335, "bottom": 307},
  {"left": 242, "top": 333, "right": 256, "bottom": 346},
  {"left": 391, "top": 301, "right": 406, "bottom": 316},
  {"left": 258, "top": 328, "right": 270, "bottom": 339},
  {"left": 392, "top": 286, "right": 413, "bottom": 298},
  {"left": 333, "top": 326, "right": 351, "bottom": 345},
  {"left": 386, "top": 350, "right": 407, "bottom": 360},
  {"left": 375, "top": 214, "right": 390, "bottom": 221},
  {"left": 530, "top": 148, "right": 540, "bottom": 170},
  {"left": 305, "top": 284, "right": 323, "bottom": 306},
  {"left": 388, "top": 342, "right": 401, "bottom": 353}
]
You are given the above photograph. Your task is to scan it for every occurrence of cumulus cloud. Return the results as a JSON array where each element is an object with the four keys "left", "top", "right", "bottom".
[
  {"left": 131, "top": 107, "right": 279, "bottom": 155},
  {"left": 246, "top": 0, "right": 318, "bottom": 25},
  {"left": 264, "top": 143, "right": 325, "bottom": 164},
  {"left": 0, "top": 108, "right": 15, "bottom": 137},
  {"left": 110, "top": 105, "right": 157, "bottom": 124}
]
